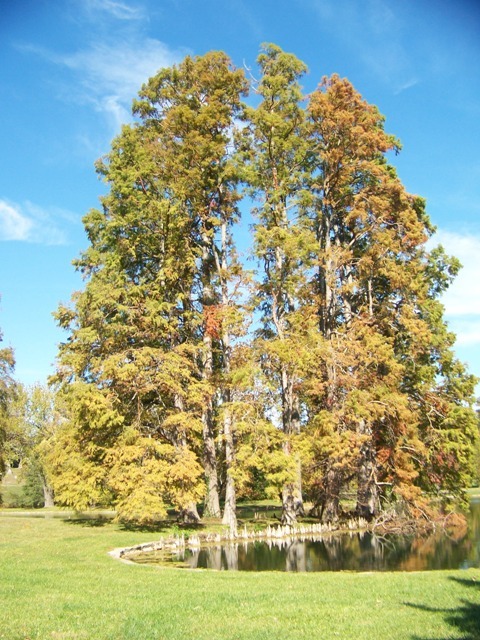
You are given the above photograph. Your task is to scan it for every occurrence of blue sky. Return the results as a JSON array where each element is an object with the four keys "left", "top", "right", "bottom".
[{"left": 1, "top": 0, "right": 480, "bottom": 389}]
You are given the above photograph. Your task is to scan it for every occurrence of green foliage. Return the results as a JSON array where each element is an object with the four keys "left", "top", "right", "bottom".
[{"left": 20, "top": 458, "right": 45, "bottom": 508}]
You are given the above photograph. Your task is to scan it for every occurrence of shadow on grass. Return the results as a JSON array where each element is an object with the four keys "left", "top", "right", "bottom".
[
  {"left": 64, "top": 517, "right": 209, "bottom": 535},
  {"left": 63, "top": 517, "right": 111, "bottom": 528},
  {"left": 408, "top": 576, "right": 480, "bottom": 640},
  {"left": 118, "top": 520, "right": 206, "bottom": 534}
]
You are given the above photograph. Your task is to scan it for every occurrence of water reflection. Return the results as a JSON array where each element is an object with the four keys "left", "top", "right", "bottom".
[{"left": 133, "top": 500, "right": 480, "bottom": 572}]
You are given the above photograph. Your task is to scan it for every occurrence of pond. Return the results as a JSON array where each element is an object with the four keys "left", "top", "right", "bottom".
[{"left": 130, "top": 499, "right": 480, "bottom": 572}]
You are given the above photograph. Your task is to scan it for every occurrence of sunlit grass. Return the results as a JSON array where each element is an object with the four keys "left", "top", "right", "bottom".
[{"left": 1, "top": 513, "right": 479, "bottom": 639}]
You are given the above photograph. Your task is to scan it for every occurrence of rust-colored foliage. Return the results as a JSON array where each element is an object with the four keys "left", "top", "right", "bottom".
[{"left": 203, "top": 304, "right": 224, "bottom": 340}]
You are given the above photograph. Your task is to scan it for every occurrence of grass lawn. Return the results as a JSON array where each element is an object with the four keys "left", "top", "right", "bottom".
[{"left": 0, "top": 512, "right": 479, "bottom": 640}]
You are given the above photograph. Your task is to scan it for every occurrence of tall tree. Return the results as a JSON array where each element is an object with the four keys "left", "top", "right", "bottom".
[
  {"left": 133, "top": 51, "right": 248, "bottom": 526},
  {"left": 53, "top": 52, "right": 247, "bottom": 524},
  {"left": 53, "top": 122, "right": 209, "bottom": 520},
  {"left": 302, "top": 75, "right": 478, "bottom": 522},
  {"left": 241, "top": 43, "right": 313, "bottom": 524}
]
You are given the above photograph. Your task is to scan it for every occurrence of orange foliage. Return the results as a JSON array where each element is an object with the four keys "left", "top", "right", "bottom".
[{"left": 203, "top": 304, "right": 224, "bottom": 340}]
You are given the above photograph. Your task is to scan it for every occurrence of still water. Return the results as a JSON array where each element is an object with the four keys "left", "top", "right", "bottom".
[{"left": 132, "top": 499, "right": 480, "bottom": 572}]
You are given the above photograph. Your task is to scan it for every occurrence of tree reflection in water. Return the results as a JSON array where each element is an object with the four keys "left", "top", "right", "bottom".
[{"left": 134, "top": 500, "right": 480, "bottom": 572}]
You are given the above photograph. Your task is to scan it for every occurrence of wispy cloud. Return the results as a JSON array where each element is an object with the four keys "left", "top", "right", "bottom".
[
  {"left": 308, "top": 0, "right": 420, "bottom": 93},
  {"left": 0, "top": 199, "right": 75, "bottom": 245},
  {"left": 22, "top": 38, "right": 185, "bottom": 133},
  {"left": 83, "top": 0, "right": 145, "bottom": 21},
  {"left": 450, "top": 321, "right": 480, "bottom": 348},
  {"left": 19, "top": 1, "right": 186, "bottom": 135},
  {"left": 64, "top": 39, "right": 184, "bottom": 125},
  {"left": 430, "top": 229, "right": 480, "bottom": 345},
  {"left": 393, "top": 78, "right": 420, "bottom": 95}
]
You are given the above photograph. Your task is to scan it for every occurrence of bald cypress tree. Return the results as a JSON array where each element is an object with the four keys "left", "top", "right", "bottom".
[
  {"left": 53, "top": 52, "right": 247, "bottom": 523},
  {"left": 302, "top": 75, "right": 478, "bottom": 523},
  {"left": 240, "top": 44, "right": 315, "bottom": 524}
]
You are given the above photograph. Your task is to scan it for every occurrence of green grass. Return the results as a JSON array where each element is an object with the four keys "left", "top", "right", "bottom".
[{"left": 1, "top": 513, "right": 479, "bottom": 639}]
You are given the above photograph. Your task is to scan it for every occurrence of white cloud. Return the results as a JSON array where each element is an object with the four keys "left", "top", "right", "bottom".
[
  {"left": 61, "top": 38, "right": 181, "bottom": 102},
  {"left": 450, "top": 321, "right": 480, "bottom": 347},
  {"left": 99, "top": 95, "right": 131, "bottom": 132},
  {"left": 75, "top": 39, "right": 184, "bottom": 131},
  {"left": 432, "top": 230, "right": 480, "bottom": 317},
  {"left": 430, "top": 229, "right": 480, "bottom": 346},
  {"left": 0, "top": 201, "right": 34, "bottom": 241},
  {"left": 393, "top": 78, "right": 420, "bottom": 95},
  {"left": 0, "top": 199, "right": 74, "bottom": 245}
]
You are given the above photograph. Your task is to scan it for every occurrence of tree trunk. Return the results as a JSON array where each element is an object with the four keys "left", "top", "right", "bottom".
[
  {"left": 356, "top": 422, "right": 378, "bottom": 520},
  {"left": 201, "top": 331, "right": 221, "bottom": 518},
  {"left": 281, "top": 484, "right": 297, "bottom": 525},
  {"left": 178, "top": 503, "right": 201, "bottom": 524},
  {"left": 321, "top": 467, "right": 341, "bottom": 523},
  {"left": 200, "top": 222, "right": 222, "bottom": 519},
  {"left": 280, "top": 372, "right": 304, "bottom": 524},
  {"left": 318, "top": 207, "right": 334, "bottom": 339},
  {"left": 222, "top": 406, "right": 237, "bottom": 536},
  {"left": 356, "top": 455, "right": 378, "bottom": 520},
  {"left": 42, "top": 481, "right": 54, "bottom": 508},
  {"left": 281, "top": 460, "right": 304, "bottom": 524},
  {"left": 202, "top": 413, "right": 221, "bottom": 517},
  {"left": 220, "top": 219, "right": 238, "bottom": 536},
  {"left": 293, "top": 451, "right": 305, "bottom": 517}
]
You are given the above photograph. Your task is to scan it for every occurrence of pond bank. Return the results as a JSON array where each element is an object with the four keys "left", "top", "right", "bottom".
[{"left": 114, "top": 517, "right": 371, "bottom": 563}]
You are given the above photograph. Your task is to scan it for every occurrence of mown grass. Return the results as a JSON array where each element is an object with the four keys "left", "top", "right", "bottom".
[{"left": 1, "top": 512, "right": 480, "bottom": 640}]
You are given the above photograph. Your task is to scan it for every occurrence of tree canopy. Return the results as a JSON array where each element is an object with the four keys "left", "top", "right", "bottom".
[{"left": 49, "top": 44, "right": 478, "bottom": 529}]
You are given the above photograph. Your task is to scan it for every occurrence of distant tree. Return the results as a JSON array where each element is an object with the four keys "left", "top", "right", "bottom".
[
  {"left": 0, "top": 328, "right": 17, "bottom": 487},
  {"left": 15, "top": 384, "right": 59, "bottom": 508}
]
